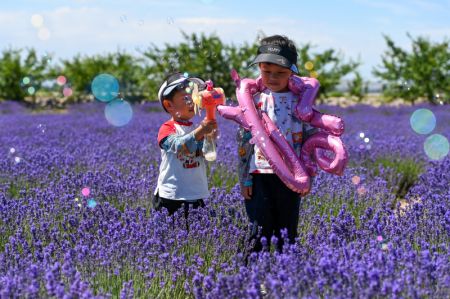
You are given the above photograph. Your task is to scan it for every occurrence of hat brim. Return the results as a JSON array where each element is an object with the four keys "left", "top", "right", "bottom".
[
  {"left": 158, "top": 77, "right": 205, "bottom": 103},
  {"left": 250, "top": 54, "right": 299, "bottom": 74}
]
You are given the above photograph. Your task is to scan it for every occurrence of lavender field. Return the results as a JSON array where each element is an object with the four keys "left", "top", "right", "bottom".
[{"left": 1, "top": 100, "right": 449, "bottom": 298}]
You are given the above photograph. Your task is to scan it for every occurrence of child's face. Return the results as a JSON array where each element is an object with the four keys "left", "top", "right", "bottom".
[
  {"left": 259, "top": 62, "right": 292, "bottom": 92},
  {"left": 165, "top": 91, "right": 195, "bottom": 121}
]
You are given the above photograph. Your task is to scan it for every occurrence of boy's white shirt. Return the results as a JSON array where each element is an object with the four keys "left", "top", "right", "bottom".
[
  {"left": 249, "top": 90, "right": 304, "bottom": 174},
  {"left": 155, "top": 121, "right": 209, "bottom": 201}
]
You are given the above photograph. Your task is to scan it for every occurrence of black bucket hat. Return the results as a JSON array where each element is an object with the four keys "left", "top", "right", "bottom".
[{"left": 250, "top": 45, "right": 299, "bottom": 74}]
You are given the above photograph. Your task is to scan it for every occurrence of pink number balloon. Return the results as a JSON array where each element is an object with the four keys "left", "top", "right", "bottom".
[{"left": 217, "top": 70, "right": 349, "bottom": 194}]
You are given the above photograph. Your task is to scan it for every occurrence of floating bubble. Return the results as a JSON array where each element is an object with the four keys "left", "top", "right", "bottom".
[
  {"left": 359, "top": 132, "right": 365, "bottom": 138},
  {"left": 376, "top": 235, "right": 383, "bottom": 242},
  {"left": 38, "top": 27, "right": 50, "bottom": 41},
  {"left": 43, "top": 52, "right": 52, "bottom": 63},
  {"left": 81, "top": 187, "right": 90, "bottom": 197},
  {"left": 310, "top": 71, "right": 318, "bottom": 78},
  {"left": 22, "top": 77, "right": 31, "bottom": 85},
  {"left": 77, "top": 203, "right": 82, "bottom": 208},
  {"left": 304, "top": 61, "right": 314, "bottom": 71},
  {"left": 381, "top": 243, "right": 388, "bottom": 251},
  {"left": 31, "top": 14, "right": 44, "bottom": 28},
  {"left": 357, "top": 186, "right": 366, "bottom": 195},
  {"left": 9, "top": 148, "right": 16, "bottom": 154},
  {"left": 91, "top": 74, "right": 119, "bottom": 102},
  {"left": 424, "top": 134, "right": 449, "bottom": 160},
  {"left": 183, "top": 72, "right": 189, "bottom": 78},
  {"left": 27, "top": 87, "right": 36, "bottom": 95},
  {"left": 37, "top": 124, "right": 46, "bottom": 133},
  {"left": 87, "top": 199, "right": 97, "bottom": 209},
  {"left": 104, "top": 99, "right": 133, "bottom": 127},
  {"left": 351, "top": 175, "right": 360, "bottom": 185},
  {"left": 401, "top": 80, "right": 412, "bottom": 91},
  {"left": 185, "top": 87, "right": 192, "bottom": 94},
  {"left": 366, "top": 144, "right": 372, "bottom": 150},
  {"left": 410, "top": 109, "right": 436, "bottom": 134},
  {"left": 56, "top": 75, "right": 67, "bottom": 86},
  {"left": 364, "top": 137, "right": 370, "bottom": 143},
  {"left": 74, "top": 197, "right": 79, "bottom": 202},
  {"left": 14, "top": 157, "right": 21, "bottom": 164},
  {"left": 63, "top": 87, "right": 73, "bottom": 97}
]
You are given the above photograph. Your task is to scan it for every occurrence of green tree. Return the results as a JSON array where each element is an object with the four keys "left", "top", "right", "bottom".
[
  {"left": 0, "top": 48, "right": 49, "bottom": 102},
  {"left": 347, "top": 72, "right": 368, "bottom": 102},
  {"left": 142, "top": 32, "right": 259, "bottom": 100},
  {"left": 373, "top": 34, "right": 450, "bottom": 104},
  {"left": 56, "top": 51, "right": 145, "bottom": 102},
  {"left": 297, "top": 44, "right": 360, "bottom": 100}
]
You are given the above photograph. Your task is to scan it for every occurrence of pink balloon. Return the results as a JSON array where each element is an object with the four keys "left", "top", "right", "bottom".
[
  {"left": 291, "top": 76, "right": 320, "bottom": 122},
  {"left": 217, "top": 70, "right": 349, "bottom": 194},
  {"left": 310, "top": 108, "right": 345, "bottom": 136},
  {"left": 301, "top": 132, "right": 348, "bottom": 176}
]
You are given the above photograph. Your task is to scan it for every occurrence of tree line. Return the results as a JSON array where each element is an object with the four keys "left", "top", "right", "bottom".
[{"left": 0, "top": 32, "right": 448, "bottom": 106}]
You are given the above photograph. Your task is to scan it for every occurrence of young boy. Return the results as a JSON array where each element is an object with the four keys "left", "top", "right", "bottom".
[
  {"left": 237, "top": 35, "right": 317, "bottom": 253},
  {"left": 153, "top": 72, "right": 217, "bottom": 217}
]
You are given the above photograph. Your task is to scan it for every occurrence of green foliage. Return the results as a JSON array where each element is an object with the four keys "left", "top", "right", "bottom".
[
  {"left": 142, "top": 31, "right": 259, "bottom": 100},
  {"left": 55, "top": 51, "right": 145, "bottom": 102},
  {"left": 1, "top": 33, "right": 363, "bottom": 105},
  {"left": 367, "top": 156, "right": 424, "bottom": 198},
  {"left": 297, "top": 44, "right": 360, "bottom": 100},
  {"left": 373, "top": 34, "right": 450, "bottom": 104},
  {"left": 0, "top": 48, "right": 50, "bottom": 101},
  {"left": 347, "top": 72, "right": 368, "bottom": 102}
]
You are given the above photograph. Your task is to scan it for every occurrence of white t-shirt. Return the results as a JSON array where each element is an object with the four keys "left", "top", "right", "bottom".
[
  {"left": 249, "top": 90, "right": 304, "bottom": 174},
  {"left": 154, "top": 120, "right": 209, "bottom": 201}
]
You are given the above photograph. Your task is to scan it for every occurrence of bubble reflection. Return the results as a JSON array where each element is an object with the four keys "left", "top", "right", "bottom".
[{"left": 410, "top": 108, "right": 436, "bottom": 135}]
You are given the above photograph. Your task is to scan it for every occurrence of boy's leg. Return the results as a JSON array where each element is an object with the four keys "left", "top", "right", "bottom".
[
  {"left": 270, "top": 175, "right": 301, "bottom": 252},
  {"left": 183, "top": 199, "right": 205, "bottom": 231},
  {"left": 244, "top": 174, "right": 274, "bottom": 253},
  {"left": 153, "top": 194, "right": 184, "bottom": 215}
]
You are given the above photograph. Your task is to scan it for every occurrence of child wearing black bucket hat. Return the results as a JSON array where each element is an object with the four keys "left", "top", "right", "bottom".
[
  {"left": 237, "top": 35, "right": 318, "bottom": 255},
  {"left": 153, "top": 72, "right": 217, "bottom": 218}
]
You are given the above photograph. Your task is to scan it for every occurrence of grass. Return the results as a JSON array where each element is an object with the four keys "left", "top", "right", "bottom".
[{"left": 368, "top": 156, "right": 425, "bottom": 199}]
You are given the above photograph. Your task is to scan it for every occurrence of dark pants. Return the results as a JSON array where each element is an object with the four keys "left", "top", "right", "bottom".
[
  {"left": 245, "top": 174, "right": 301, "bottom": 253},
  {"left": 153, "top": 193, "right": 205, "bottom": 229}
]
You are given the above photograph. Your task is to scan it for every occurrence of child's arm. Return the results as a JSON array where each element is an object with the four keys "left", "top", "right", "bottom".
[
  {"left": 236, "top": 127, "right": 254, "bottom": 193},
  {"left": 160, "top": 133, "right": 201, "bottom": 154},
  {"left": 159, "top": 120, "right": 215, "bottom": 154}
]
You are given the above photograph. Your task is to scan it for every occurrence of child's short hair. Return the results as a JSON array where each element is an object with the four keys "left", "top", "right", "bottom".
[
  {"left": 157, "top": 72, "right": 205, "bottom": 112},
  {"left": 250, "top": 35, "right": 299, "bottom": 73}
]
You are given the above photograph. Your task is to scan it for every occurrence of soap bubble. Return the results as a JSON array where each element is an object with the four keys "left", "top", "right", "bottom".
[{"left": 91, "top": 74, "right": 120, "bottom": 102}]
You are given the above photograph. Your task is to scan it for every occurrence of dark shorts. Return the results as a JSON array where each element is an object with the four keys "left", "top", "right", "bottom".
[{"left": 153, "top": 193, "right": 205, "bottom": 217}]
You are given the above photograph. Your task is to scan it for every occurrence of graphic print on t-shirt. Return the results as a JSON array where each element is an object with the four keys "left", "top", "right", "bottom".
[{"left": 177, "top": 145, "right": 201, "bottom": 169}]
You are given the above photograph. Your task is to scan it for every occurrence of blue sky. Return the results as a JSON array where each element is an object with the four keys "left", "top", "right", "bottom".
[{"left": 1, "top": 0, "right": 449, "bottom": 81}]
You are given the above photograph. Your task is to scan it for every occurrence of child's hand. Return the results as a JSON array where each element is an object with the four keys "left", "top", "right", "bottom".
[
  {"left": 194, "top": 119, "right": 217, "bottom": 140},
  {"left": 200, "top": 119, "right": 217, "bottom": 133},
  {"left": 240, "top": 184, "right": 252, "bottom": 200}
]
